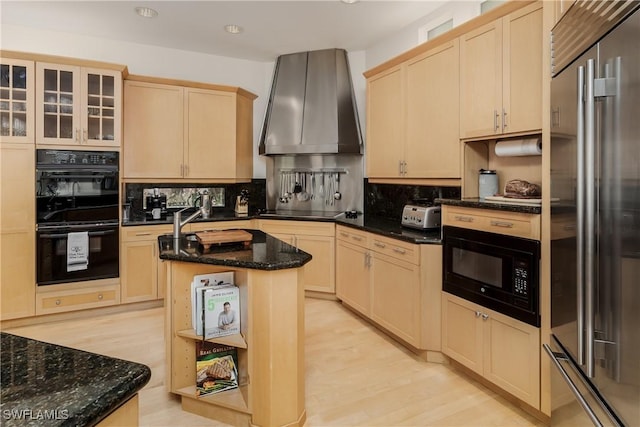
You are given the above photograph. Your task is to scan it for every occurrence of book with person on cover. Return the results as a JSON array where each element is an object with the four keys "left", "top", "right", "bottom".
[
  {"left": 201, "top": 285, "right": 241, "bottom": 339},
  {"left": 191, "top": 272, "right": 235, "bottom": 335},
  {"left": 195, "top": 341, "right": 239, "bottom": 397}
]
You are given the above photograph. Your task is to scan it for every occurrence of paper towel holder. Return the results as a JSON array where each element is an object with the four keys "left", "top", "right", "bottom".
[{"left": 494, "top": 137, "right": 542, "bottom": 157}]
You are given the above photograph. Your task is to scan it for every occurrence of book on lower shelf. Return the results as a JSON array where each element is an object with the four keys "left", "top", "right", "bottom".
[{"left": 195, "top": 341, "right": 239, "bottom": 397}]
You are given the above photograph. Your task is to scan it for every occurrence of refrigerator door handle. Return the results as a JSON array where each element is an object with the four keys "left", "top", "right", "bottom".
[
  {"left": 576, "top": 64, "right": 586, "bottom": 367},
  {"left": 544, "top": 344, "right": 605, "bottom": 427},
  {"left": 585, "top": 58, "right": 597, "bottom": 379}
]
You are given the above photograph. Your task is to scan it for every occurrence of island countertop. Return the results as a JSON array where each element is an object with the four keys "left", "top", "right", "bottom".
[
  {"left": 0, "top": 332, "right": 151, "bottom": 427},
  {"left": 158, "top": 229, "right": 312, "bottom": 270}
]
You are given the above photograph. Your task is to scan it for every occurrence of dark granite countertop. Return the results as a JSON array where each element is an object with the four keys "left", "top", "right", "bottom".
[
  {"left": 436, "top": 197, "right": 542, "bottom": 214},
  {"left": 158, "top": 229, "right": 312, "bottom": 270},
  {"left": 0, "top": 332, "right": 151, "bottom": 427},
  {"left": 336, "top": 216, "right": 442, "bottom": 245}
]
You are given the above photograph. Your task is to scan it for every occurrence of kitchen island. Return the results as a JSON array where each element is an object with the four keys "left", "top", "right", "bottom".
[
  {"left": 0, "top": 332, "right": 151, "bottom": 427},
  {"left": 159, "top": 229, "right": 311, "bottom": 427}
]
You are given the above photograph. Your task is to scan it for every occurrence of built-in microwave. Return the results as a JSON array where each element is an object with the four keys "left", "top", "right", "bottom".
[{"left": 442, "top": 225, "right": 540, "bottom": 327}]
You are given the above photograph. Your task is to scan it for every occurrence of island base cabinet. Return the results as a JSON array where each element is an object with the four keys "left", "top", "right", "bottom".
[
  {"left": 165, "top": 260, "right": 305, "bottom": 427},
  {"left": 442, "top": 292, "right": 540, "bottom": 408}
]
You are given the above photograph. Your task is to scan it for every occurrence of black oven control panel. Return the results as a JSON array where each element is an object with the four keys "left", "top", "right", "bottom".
[{"left": 36, "top": 149, "right": 119, "bottom": 167}]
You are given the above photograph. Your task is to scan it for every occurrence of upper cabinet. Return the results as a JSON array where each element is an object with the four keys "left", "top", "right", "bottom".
[
  {"left": 123, "top": 78, "right": 256, "bottom": 182},
  {"left": 36, "top": 63, "right": 122, "bottom": 147},
  {"left": 460, "top": 2, "right": 542, "bottom": 139},
  {"left": 366, "top": 40, "right": 460, "bottom": 179},
  {"left": 1, "top": 58, "right": 35, "bottom": 144}
]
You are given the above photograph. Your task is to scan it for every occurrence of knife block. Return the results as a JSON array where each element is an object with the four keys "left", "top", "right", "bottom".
[{"left": 235, "top": 196, "right": 248, "bottom": 215}]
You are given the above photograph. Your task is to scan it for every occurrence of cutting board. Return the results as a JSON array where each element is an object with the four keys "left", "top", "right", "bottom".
[
  {"left": 484, "top": 196, "right": 559, "bottom": 206},
  {"left": 195, "top": 230, "right": 253, "bottom": 250}
]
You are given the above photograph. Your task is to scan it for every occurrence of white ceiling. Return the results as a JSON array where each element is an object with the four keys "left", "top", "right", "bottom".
[{"left": 1, "top": 1, "right": 449, "bottom": 62}]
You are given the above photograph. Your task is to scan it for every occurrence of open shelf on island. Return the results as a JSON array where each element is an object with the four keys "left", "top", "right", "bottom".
[
  {"left": 176, "top": 329, "right": 247, "bottom": 349},
  {"left": 176, "top": 385, "right": 251, "bottom": 414}
]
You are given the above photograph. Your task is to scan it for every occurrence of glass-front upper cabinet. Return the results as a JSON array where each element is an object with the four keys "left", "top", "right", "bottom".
[
  {"left": 36, "top": 63, "right": 121, "bottom": 147},
  {"left": 0, "top": 58, "right": 35, "bottom": 143}
]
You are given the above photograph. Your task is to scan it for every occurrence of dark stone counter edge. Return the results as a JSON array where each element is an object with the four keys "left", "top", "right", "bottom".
[
  {"left": 159, "top": 251, "right": 312, "bottom": 271},
  {"left": 0, "top": 332, "right": 151, "bottom": 427},
  {"left": 436, "top": 198, "right": 542, "bottom": 214}
]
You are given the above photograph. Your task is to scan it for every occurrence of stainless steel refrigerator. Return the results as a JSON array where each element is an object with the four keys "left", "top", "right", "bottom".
[{"left": 546, "top": 1, "right": 640, "bottom": 426}]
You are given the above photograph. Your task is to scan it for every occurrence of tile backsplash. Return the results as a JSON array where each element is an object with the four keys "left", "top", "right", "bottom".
[{"left": 365, "top": 180, "right": 461, "bottom": 221}]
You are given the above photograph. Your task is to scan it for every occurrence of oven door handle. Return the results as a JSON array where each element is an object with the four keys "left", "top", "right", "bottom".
[
  {"left": 38, "top": 222, "right": 118, "bottom": 231},
  {"left": 39, "top": 229, "right": 116, "bottom": 239}
]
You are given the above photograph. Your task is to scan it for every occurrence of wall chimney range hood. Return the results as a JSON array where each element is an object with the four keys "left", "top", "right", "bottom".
[{"left": 259, "top": 48, "right": 363, "bottom": 155}]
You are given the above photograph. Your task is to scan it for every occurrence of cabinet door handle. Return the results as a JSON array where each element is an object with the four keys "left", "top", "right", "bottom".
[
  {"left": 374, "top": 242, "right": 386, "bottom": 248},
  {"left": 490, "top": 220, "right": 514, "bottom": 228},
  {"left": 75, "top": 128, "right": 80, "bottom": 143},
  {"left": 502, "top": 108, "right": 507, "bottom": 131},
  {"left": 55, "top": 299, "right": 61, "bottom": 306},
  {"left": 475, "top": 311, "right": 482, "bottom": 317},
  {"left": 398, "top": 160, "right": 403, "bottom": 176},
  {"left": 83, "top": 128, "right": 88, "bottom": 143},
  {"left": 494, "top": 109, "right": 500, "bottom": 132},
  {"left": 402, "top": 161, "right": 407, "bottom": 175},
  {"left": 481, "top": 313, "right": 489, "bottom": 320},
  {"left": 340, "top": 232, "right": 349, "bottom": 238},
  {"left": 351, "top": 236, "right": 363, "bottom": 242},
  {"left": 97, "top": 294, "right": 103, "bottom": 300},
  {"left": 392, "top": 247, "right": 406, "bottom": 255},
  {"left": 454, "top": 215, "right": 474, "bottom": 222},
  {"left": 135, "top": 232, "right": 152, "bottom": 236}
]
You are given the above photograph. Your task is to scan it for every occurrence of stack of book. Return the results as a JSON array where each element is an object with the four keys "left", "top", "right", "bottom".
[{"left": 191, "top": 272, "right": 241, "bottom": 339}]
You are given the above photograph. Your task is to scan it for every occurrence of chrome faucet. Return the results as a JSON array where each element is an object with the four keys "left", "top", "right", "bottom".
[{"left": 173, "top": 207, "right": 202, "bottom": 239}]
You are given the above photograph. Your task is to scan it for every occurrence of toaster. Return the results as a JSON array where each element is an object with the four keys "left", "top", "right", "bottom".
[{"left": 401, "top": 205, "right": 441, "bottom": 230}]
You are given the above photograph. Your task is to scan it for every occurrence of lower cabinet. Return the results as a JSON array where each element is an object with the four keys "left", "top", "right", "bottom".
[
  {"left": 36, "top": 280, "right": 120, "bottom": 315},
  {"left": 121, "top": 225, "right": 172, "bottom": 303},
  {"left": 258, "top": 220, "right": 335, "bottom": 294},
  {"left": 336, "top": 225, "right": 441, "bottom": 351},
  {"left": 441, "top": 292, "right": 540, "bottom": 408}
]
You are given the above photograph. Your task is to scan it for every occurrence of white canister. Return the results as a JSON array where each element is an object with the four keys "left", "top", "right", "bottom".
[{"left": 479, "top": 169, "right": 498, "bottom": 199}]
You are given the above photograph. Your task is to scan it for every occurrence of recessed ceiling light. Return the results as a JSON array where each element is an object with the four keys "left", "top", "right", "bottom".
[
  {"left": 135, "top": 7, "right": 158, "bottom": 18},
  {"left": 224, "top": 24, "right": 243, "bottom": 34}
]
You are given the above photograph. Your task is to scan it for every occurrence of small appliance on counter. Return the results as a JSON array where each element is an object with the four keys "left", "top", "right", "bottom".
[
  {"left": 145, "top": 189, "right": 167, "bottom": 220},
  {"left": 401, "top": 205, "right": 441, "bottom": 230}
]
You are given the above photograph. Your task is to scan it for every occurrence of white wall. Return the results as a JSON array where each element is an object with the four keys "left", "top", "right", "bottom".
[{"left": 365, "top": 1, "right": 481, "bottom": 70}]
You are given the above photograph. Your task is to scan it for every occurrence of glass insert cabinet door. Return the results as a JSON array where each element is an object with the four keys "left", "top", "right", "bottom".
[
  {"left": 0, "top": 59, "right": 35, "bottom": 142},
  {"left": 36, "top": 63, "right": 121, "bottom": 146}
]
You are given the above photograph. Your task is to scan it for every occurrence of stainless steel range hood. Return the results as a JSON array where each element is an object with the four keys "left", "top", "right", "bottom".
[{"left": 259, "top": 48, "right": 363, "bottom": 155}]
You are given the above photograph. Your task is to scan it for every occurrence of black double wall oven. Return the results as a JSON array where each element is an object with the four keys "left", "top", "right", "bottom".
[
  {"left": 36, "top": 149, "right": 119, "bottom": 286},
  {"left": 443, "top": 225, "right": 540, "bottom": 327}
]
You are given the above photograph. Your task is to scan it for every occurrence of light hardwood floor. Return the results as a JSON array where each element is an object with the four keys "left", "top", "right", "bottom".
[{"left": 4, "top": 298, "right": 545, "bottom": 427}]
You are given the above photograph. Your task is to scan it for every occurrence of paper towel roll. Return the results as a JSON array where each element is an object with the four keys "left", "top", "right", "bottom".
[{"left": 495, "top": 138, "right": 542, "bottom": 157}]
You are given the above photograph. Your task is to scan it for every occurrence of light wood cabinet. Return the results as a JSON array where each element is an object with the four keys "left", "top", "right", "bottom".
[
  {"left": 366, "top": 40, "right": 460, "bottom": 179},
  {"left": 335, "top": 225, "right": 442, "bottom": 351},
  {"left": 335, "top": 228, "right": 370, "bottom": 316},
  {"left": 258, "top": 220, "right": 335, "bottom": 294},
  {"left": 1, "top": 143, "right": 36, "bottom": 320},
  {"left": 552, "top": 0, "right": 574, "bottom": 25},
  {"left": 120, "top": 224, "right": 172, "bottom": 303},
  {"left": 36, "top": 279, "right": 120, "bottom": 315},
  {"left": 460, "top": 2, "right": 542, "bottom": 139},
  {"left": 1, "top": 58, "right": 35, "bottom": 143},
  {"left": 442, "top": 292, "right": 540, "bottom": 408},
  {"left": 123, "top": 78, "right": 255, "bottom": 182},
  {"left": 442, "top": 205, "right": 541, "bottom": 240},
  {"left": 35, "top": 62, "right": 121, "bottom": 147}
]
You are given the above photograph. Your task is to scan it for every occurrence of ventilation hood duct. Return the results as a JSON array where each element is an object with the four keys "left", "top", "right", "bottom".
[{"left": 259, "top": 48, "right": 363, "bottom": 155}]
